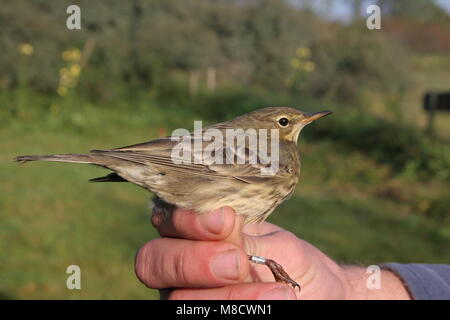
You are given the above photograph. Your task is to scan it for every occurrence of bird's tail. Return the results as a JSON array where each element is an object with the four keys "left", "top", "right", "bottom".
[
  {"left": 14, "top": 153, "right": 103, "bottom": 165},
  {"left": 14, "top": 153, "right": 133, "bottom": 183}
]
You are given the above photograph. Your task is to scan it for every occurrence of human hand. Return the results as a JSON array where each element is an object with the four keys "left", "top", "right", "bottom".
[{"left": 135, "top": 206, "right": 411, "bottom": 300}]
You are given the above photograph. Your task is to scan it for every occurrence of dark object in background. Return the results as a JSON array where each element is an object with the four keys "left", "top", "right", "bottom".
[{"left": 423, "top": 92, "right": 450, "bottom": 134}]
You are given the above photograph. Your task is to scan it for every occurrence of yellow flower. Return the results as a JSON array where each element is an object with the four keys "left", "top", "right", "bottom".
[
  {"left": 59, "top": 75, "right": 71, "bottom": 87},
  {"left": 57, "top": 86, "right": 68, "bottom": 96},
  {"left": 62, "top": 50, "right": 72, "bottom": 61},
  {"left": 71, "top": 49, "right": 81, "bottom": 62},
  {"left": 290, "top": 58, "right": 301, "bottom": 69},
  {"left": 296, "top": 47, "right": 311, "bottom": 58},
  {"left": 59, "top": 68, "right": 70, "bottom": 76},
  {"left": 19, "top": 43, "right": 34, "bottom": 56},
  {"left": 303, "top": 61, "right": 315, "bottom": 72},
  {"left": 70, "top": 64, "right": 81, "bottom": 77},
  {"left": 62, "top": 48, "right": 81, "bottom": 62}
]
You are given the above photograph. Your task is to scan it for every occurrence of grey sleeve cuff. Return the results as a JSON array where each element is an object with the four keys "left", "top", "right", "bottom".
[{"left": 380, "top": 263, "right": 450, "bottom": 300}]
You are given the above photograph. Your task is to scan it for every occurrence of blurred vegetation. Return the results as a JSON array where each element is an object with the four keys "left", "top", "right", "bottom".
[{"left": 0, "top": 0, "right": 449, "bottom": 299}]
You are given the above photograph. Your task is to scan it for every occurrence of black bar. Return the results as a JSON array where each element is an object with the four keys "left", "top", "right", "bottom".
[
  {"left": 424, "top": 92, "right": 450, "bottom": 111},
  {"left": 0, "top": 299, "right": 448, "bottom": 317}
]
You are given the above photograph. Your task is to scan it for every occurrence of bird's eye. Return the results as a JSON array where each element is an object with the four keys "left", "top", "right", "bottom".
[{"left": 278, "top": 117, "right": 289, "bottom": 127}]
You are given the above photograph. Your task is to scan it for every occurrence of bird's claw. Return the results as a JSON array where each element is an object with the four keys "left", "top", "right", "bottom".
[{"left": 265, "top": 258, "right": 301, "bottom": 291}]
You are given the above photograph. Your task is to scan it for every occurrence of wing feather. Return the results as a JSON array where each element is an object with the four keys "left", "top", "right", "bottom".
[{"left": 93, "top": 128, "right": 273, "bottom": 182}]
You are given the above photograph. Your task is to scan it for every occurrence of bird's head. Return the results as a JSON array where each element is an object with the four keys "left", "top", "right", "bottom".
[{"left": 233, "top": 107, "right": 333, "bottom": 143}]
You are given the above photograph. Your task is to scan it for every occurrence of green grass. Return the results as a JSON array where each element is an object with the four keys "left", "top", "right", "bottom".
[
  {"left": 0, "top": 94, "right": 194, "bottom": 299},
  {"left": 0, "top": 86, "right": 449, "bottom": 299}
]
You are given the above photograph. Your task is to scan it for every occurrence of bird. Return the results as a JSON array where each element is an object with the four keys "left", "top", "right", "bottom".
[{"left": 15, "top": 106, "right": 332, "bottom": 291}]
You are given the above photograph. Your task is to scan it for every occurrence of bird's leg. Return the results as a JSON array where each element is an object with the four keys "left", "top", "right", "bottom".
[
  {"left": 226, "top": 215, "right": 301, "bottom": 291},
  {"left": 248, "top": 255, "right": 301, "bottom": 291}
]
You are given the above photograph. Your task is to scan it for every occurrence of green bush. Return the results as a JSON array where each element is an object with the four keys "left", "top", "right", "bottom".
[{"left": 306, "top": 25, "right": 410, "bottom": 102}]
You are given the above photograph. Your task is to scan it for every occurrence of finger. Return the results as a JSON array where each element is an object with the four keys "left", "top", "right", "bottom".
[
  {"left": 152, "top": 206, "right": 236, "bottom": 241},
  {"left": 135, "top": 237, "right": 250, "bottom": 289},
  {"left": 168, "top": 283, "right": 297, "bottom": 300}
]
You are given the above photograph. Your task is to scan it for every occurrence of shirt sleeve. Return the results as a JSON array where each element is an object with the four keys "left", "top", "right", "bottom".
[{"left": 380, "top": 263, "right": 450, "bottom": 300}]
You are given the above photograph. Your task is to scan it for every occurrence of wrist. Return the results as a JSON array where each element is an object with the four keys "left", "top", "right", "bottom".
[{"left": 340, "top": 265, "right": 412, "bottom": 300}]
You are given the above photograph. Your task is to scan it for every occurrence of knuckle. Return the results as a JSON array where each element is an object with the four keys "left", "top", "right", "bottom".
[
  {"left": 134, "top": 240, "right": 163, "bottom": 288},
  {"left": 236, "top": 250, "right": 251, "bottom": 280},
  {"left": 171, "top": 209, "right": 188, "bottom": 233},
  {"left": 172, "top": 248, "right": 189, "bottom": 284},
  {"left": 135, "top": 242, "right": 151, "bottom": 284},
  {"left": 244, "top": 234, "right": 260, "bottom": 256},
  {"left": 173, "top": 209, "right": 202, "bottom": 237}
]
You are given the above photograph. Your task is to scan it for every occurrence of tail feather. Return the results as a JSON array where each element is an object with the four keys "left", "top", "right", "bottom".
[
  {"left": 14, "top": 154, "right": 96, "bottom": 164},
  {"left": 14, "top": 153, "right": 134, "bottom": 183},
  {"left": 89, "top": 173, "right": 128, "bottom": 183}
]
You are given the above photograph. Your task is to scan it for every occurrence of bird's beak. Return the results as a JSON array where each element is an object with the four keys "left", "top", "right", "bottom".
[{"left": 301, "top": 111, "right": 333, "bottom": 123}]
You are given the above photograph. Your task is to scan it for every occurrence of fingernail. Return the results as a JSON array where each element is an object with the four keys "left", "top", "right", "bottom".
[
  {"left": 200, "top": 207, "right": 224, "bottom": 234},
  {"left": 260, "top": 286, "right": 296, "bottom": 300},
  {"left": 211, "top": 249, "right": 240, "bottom": 280}
]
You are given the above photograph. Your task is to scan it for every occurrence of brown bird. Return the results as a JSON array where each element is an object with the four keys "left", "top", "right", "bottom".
[{"left": 15, "top": 106, "right": 332, "bottom": 291}]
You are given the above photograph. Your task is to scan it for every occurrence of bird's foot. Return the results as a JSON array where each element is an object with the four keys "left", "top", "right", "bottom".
[{"left": 248, "top": 255, "right": 301, "bottom": 292}]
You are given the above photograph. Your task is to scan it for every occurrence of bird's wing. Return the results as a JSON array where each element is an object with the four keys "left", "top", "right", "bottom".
[{"left": 92, "top": 130, "right": 273, "bottom": 181}]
